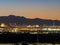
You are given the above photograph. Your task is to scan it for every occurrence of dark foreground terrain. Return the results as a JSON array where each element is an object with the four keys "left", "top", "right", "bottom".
[{"left": 0, "top": 33, "right": 60, "bottom": 44}]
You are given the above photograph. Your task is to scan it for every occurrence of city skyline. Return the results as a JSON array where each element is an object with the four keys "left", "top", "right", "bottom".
[{"left": 0, "top": 0, "right": 60, "bottom": 20}]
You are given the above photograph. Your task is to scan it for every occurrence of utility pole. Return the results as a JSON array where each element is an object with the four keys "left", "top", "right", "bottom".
[
  {"left": 37, "top": 28, "right": 39, "bottom": 45},
  {"left": 53, "top": 20, "right": 55, "bottom": 27}
]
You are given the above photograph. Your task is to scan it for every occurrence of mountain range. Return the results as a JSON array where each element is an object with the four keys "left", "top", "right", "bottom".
[{"left": 0, "top": 15, "right": 60, "bottom": 26}]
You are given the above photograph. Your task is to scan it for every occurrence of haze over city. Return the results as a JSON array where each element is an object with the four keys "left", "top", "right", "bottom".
[{"left": 0, "top": 0, "right": 60, "bottom": 20}]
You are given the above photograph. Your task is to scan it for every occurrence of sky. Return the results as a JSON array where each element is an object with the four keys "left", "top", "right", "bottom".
[{"left": 0, "top": 0, "right": 60, "bottom": 20}]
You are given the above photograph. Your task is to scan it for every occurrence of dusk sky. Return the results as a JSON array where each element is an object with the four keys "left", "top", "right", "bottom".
[{"left": 0, "top": 0, "right": 60, "bottom": 20}]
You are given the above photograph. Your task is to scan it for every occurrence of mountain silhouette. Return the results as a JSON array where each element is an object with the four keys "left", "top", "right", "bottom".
[{"left": 0, "top": 15, "right": 60, "bottom": 26}]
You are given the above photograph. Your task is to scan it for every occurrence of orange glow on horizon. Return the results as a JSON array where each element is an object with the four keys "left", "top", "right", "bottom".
[{"left": 0, "top": 9, "right": 60, "bottom": 20}]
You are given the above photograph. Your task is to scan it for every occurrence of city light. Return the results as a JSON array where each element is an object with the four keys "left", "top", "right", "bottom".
[
  {"left": 0, "top": 24, "right": 60, "bottom": 34},
  {"left": 0, "top": 23, "right": 6, "bottom": 27}
]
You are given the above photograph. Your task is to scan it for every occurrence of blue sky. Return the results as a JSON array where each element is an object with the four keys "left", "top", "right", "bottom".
[{"left": 0, "top": 0, "right": 60, "bottom": 20}]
